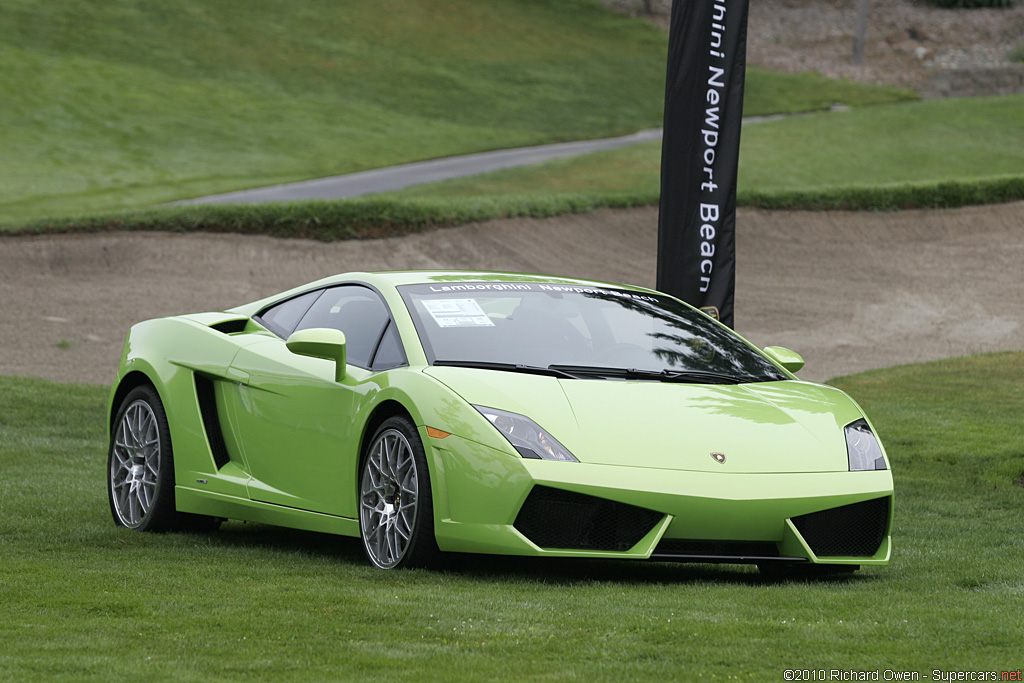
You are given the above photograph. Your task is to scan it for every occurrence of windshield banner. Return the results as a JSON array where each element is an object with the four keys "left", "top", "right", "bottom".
[{"left": 656, "top": 0, "right": 749, "bottom": 329}]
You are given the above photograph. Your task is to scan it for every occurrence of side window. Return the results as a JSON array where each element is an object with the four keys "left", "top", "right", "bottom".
[
  {"left": 257, "top": 290, "right": 322, "bottom": 338},
  {"left": 371, "top": 321, "right": 406, "bottom": 371},
  {"left": 294, "top": 286, "right": 390, "bottom": 369}
]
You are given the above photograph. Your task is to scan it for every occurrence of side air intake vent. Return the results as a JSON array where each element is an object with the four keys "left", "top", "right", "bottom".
[
  {"left": 194, "top": 374, "right": 231, "bottom": 469},
  {"left": 791, "top": 497, "right": 890, "bottom": 558},
  {"left": 209, "top": 319, "right": 248, "bottom": 334},
  {"left": 513, "top": 486, "right": 662, "bottom": 552}
]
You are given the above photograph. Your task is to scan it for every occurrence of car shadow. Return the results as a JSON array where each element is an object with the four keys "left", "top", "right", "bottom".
[
  {"left": 436, "top": 553, "right": 873, "bottom": 586},
  {"left": 202, "top": 521, "right": 368, "bottom": 565},
  {"left": 199, "top": 522, "right": 873, "bottom": 585}
]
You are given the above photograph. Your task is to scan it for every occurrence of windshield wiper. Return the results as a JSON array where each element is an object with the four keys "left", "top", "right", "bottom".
[
  {"left": 548, "top": 364, "right": 747, "bottom": 384},
  {"left": 433, "top": 361, "right": 752, "bottom": 384},
  {"left": 432, "top": 360, "right": 582, "bottom": 379},
  {"left": 654, "top": 369, "right": 748, "bottom": 384}
]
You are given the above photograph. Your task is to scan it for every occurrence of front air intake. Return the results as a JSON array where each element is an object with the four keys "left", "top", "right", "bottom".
[
  {"left": 513, "top": 486, "right": 663, "bottom": 552},
  {"left": 791, "top": 497, "right": 890, "bottom": 558}
]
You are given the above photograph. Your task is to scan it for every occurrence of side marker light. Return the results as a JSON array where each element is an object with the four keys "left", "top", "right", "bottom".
[{"left": 426, "top": 426, "right": 452, "bottom": 439}]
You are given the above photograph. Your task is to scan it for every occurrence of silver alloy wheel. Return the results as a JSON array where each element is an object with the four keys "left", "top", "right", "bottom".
[
  {"left": 360, "top": 428, "right": 419, "bottom": 569},
  {"left": 109, "top": 399, "right": 161, "bottom": 528}
]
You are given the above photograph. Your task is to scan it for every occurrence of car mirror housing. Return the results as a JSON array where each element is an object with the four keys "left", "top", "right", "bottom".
[
  {"left": 286, "top": 328, "right": 347, "bottom": 382},
  {"left": 762, "top": 346, "right": 805, "bottom": 374}
]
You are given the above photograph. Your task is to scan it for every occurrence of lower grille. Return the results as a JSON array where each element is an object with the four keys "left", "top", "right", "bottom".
[
  {"left": 514, "top": 486, "right": 662, "bottom": 552},
  {"left": 652, "top": 539, "right": 781, "bottom": 561},
  {"left": 792, "top": 496, "right": 891, "bottom": 557}
]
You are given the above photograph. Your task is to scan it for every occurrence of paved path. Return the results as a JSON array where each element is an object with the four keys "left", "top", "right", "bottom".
[{"left": 177, "top": 128, "right": 663, "bottom": 205}]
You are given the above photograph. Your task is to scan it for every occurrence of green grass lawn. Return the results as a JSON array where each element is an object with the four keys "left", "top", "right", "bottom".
[
  {"left": 387, "top": 94, "right": 1024, "bottom": 205},
  {"left": 2, "top": 353, "right": 1022, "bottom": 680},
  {"left": 0, "top": 0, "right": 916, "bottom": 227}
]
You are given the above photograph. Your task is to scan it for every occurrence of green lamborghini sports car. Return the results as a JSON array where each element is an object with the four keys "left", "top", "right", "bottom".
[{"left": 107, "top": 271, "right": 893, "bottom": 573}]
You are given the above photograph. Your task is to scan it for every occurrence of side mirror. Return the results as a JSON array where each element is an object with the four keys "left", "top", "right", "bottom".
[
  {"left": 762, "top": 346, "right": 804, "bottom": 374},
  {"left": 286, "top": 328, "right": 347, "bottom": 382}
]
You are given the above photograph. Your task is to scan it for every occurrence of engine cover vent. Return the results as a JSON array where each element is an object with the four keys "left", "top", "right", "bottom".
[{"left": 209, "top": 319, "right": 248, "bottom": 334}]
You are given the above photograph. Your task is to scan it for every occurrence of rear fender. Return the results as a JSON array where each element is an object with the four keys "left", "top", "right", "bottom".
[{"left": 109, "top": 316, "right": 267, "bottom": 494}]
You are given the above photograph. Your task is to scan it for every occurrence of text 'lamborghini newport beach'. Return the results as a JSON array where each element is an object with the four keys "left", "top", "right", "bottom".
[{"left": 107, "top": 271, "right": 893, "bottom": 574}]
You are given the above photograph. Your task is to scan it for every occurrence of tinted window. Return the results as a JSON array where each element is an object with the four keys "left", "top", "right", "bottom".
[
  {"left": 371, "top": 321, "right": 406, "bottom": 371},
  {"left": 295, "top": 286, "right": 390, "bottom": 368},
  {"left": 258, "top": 290, "right": 321, "bottom": 337}
]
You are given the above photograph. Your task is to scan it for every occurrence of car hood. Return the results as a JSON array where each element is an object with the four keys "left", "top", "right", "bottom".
[{"left": 423, "top": 367, "right": 866, "bottom": 474}]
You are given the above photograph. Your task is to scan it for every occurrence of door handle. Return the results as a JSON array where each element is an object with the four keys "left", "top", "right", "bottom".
[{"left": 226, "top": 367, "right": 250, "bottom": 385}]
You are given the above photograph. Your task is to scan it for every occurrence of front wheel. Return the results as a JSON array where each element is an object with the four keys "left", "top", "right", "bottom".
[{"left": 358, "top": 416, "right": 439, "bottom": 569}]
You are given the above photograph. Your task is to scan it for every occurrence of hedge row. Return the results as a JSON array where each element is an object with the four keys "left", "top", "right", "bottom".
[
  {"left": 924, "top": 0, "right": 1017, "bottom": 7},
  {"left": 9, "top": 193, "right": 657, "bottom": 242},
  {"left": 738, "top": 175, "right": 1024, "bottom": 211},
  {"left": 9, "top": 175, "right": 1024, "bottom": 241}
]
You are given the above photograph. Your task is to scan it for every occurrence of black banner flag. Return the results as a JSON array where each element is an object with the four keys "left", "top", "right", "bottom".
[{"left": 657, "top": 0, "right": 750, "bottom": 328}]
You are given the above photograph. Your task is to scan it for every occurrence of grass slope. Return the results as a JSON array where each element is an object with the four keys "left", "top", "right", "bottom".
[
  {"left": 387, "top": 94, "right": 1024, "bottom": 208},
  {"left": 14, "top": 91, "right": 1006, "bottom": 240},
  {"left": 0, "top": 0, "right": 667, "bottom": 223},
  {"left": 1, "top": 353, "right": 1022, "bottom": 679}
]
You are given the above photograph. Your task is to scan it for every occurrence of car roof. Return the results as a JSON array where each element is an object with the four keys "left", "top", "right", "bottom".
[
  {"left": 228, "top": 270, "right": 659, "bottom": 317},
  {"left": 350, "top": 270, "right": 652, "bottom": 290}
]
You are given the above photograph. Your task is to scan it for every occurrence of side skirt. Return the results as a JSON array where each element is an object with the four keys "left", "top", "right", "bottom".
[{"left": 176, "top": 486, "right": 359, "bottom": 537}]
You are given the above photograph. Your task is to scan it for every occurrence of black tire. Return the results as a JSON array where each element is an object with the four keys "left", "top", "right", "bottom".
[
  {"left": 358, "top": 416, "right": 439, "bottom": 569},
  {"left": 107, "top": 384, "right": 221, "bottom": 533}
]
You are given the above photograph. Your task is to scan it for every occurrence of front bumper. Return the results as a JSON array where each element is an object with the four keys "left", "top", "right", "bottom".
[{"left": 427, "top": 434, "right": 893, "bottom": 565}]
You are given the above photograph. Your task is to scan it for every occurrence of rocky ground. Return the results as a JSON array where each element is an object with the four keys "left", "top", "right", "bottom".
[
  {"left": 3, "top": 201, "right": 1022, "bottom": 385},
  {"left": 607, "top": 0, "right": 1024, "bottom": 95}
]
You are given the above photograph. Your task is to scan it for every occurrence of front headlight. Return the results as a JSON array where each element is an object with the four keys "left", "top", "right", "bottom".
[
  {"left": 845, "top": 419, "right": 887, "bottom": 471},
  {"left": 474, "top": 405, "right": 578, "bottom": 462}
]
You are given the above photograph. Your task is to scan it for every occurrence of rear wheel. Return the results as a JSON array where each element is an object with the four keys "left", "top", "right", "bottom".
[
  {"left": 107, "top": 384, "right": 221, "bottom": 532},
  {"left": 358, "top": 416, "right": 439, "bottom": 569},
  {"left": 108, "top": 386, "right": 177, "bottom": 531}
]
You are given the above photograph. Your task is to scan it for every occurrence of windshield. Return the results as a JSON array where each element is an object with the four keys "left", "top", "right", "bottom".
[{"left": 399, "top": 282, "right": 786, "bottom": 382}]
